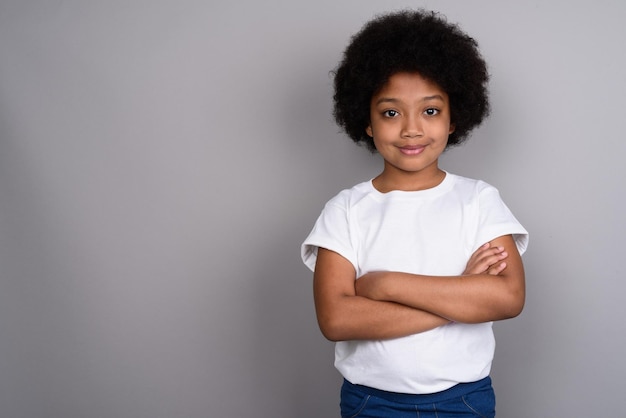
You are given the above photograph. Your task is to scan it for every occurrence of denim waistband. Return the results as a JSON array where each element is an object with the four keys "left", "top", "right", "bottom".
[{"left": 345, "top": 376, "right": 492, "bottom": 405}]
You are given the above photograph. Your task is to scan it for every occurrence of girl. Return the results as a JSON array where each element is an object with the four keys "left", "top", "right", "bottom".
[{"left": 301, "top": 10, "right": 528, "bottom": 417}]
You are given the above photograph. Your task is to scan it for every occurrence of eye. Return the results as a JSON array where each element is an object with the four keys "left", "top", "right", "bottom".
[
  {"left": 383, "top": 109, "right": 399, "bottom": 118},
  {"left": 424, "top": 108, "right": 440, "bottom": 116}
]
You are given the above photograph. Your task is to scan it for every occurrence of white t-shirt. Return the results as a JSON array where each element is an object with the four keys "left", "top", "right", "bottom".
[{"left": 301, "top": 172, "right": 528, "bottom": 394}]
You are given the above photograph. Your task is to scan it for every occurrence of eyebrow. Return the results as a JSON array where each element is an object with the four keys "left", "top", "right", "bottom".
[{"left": 374, "top": 95, "right": 446, "bottom": 105}]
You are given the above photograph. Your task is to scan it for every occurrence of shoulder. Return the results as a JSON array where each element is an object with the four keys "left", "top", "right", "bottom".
[
  {"left": 324, "top": 180, "right": 375, "bottom": 210},
  {"left": 446, "top": 172, "right": 498, "bottom": 198}
]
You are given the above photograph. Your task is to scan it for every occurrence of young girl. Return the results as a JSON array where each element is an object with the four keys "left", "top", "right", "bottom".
[{"left": 301, "top": 10, "right": 528, "bottom": 417}]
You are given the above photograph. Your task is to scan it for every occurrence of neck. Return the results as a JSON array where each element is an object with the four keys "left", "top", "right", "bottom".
[{"left": 373, "top": 164, "right": 445, "bottom": 193}]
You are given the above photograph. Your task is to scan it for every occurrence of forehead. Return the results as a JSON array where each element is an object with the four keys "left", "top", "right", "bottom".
[{"left": 373, "top": 72, "right": 448, "bottom": 101}]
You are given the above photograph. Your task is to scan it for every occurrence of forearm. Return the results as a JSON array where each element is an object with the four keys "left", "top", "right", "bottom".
[
  {"left": 312, "top": 247, "right": 450, "bottom": 342},
  {"left": 315, "top": 293, "right": 449, "bottom": 341},
  {"left": 357, "top": 236, "right": 526, "bottom": 323},
  {"left": 359, "top": 271, "right": 524, "bottom": 323}
]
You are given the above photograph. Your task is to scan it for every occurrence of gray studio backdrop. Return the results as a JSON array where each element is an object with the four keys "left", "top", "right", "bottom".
[{"left": 1, "top": 1, "right": 624, "bottom": 417}]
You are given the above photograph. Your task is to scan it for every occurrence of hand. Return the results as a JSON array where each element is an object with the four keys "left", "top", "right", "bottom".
[{"left": 463, "top": 242, "right": 508, "bottom": 276}]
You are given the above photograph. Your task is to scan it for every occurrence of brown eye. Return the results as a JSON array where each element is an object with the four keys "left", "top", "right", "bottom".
[
  {"left": 424, "top": 108, "right": 439, "bottom": 116},
  {"left": 383, "top": 110, "right": 399, "bottom": 118}
]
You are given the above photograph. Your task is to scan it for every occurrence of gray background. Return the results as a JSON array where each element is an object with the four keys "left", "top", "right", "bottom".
[{"left": 1, "top": 1, "right": 624, "bottom": 417}]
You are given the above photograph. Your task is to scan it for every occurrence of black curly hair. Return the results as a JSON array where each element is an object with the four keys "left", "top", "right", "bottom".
[{"left": 333, "top": 10, "right": 490, "bottom": 152}]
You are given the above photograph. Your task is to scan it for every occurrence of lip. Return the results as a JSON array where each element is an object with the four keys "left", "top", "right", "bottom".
[{"left": 398, "top": 145, "right": 426, "bottom": 156}]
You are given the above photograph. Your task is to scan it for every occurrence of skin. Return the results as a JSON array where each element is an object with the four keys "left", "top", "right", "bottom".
[
  {"left": 365, "top": 71, "right": 454, "bottom": 192},
  {"left": 313, "top": 72, "right": 525, "bottom": 341}
]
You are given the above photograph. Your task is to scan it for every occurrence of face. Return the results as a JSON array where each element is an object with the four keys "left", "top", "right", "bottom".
[{"left": 366, "top": 72, "right": 455, "bottom": 189}]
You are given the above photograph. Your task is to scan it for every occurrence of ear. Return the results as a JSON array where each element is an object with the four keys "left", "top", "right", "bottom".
[
  {"left": 366, "top": 125, "right": 373, "bottom": 137},
  {"left": 448, "top": 123, "right": 456, "bottom": 135}
]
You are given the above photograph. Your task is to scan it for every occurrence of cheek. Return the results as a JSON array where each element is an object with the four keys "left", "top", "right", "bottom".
[{"left": 438, "top": 122, "right": 453, "bottom": 139}]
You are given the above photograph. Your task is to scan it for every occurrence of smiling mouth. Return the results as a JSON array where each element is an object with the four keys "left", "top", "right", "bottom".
[{"left": 399, "top": 145, "right": 425, "bottom": 155}]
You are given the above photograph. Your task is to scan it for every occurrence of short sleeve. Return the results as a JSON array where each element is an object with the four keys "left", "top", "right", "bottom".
[
  {"left": 301, "top": 200, "right": 357, "bottom": 273},
  {"left": 475, "top": 186, "right": 529, "bottom": 255}
]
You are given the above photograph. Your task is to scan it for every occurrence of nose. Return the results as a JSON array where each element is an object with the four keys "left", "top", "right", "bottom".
[{"left": 401, "top": 113, "right": 423, "bottom": 138}]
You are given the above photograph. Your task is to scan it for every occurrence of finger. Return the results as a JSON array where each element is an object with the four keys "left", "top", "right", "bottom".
[
  {"left": 476, "top": 249, "right": 508, "bottom": 266},
  {"left": 465, "top": 257, "right": 499, "bottom": 275},
  {"left": 469, "top": 251, "right": 508, "bottom": 275},
  {"left": 472, "top": 245, "right": 505, "bottom": 262},
  {"left": 465, "top": 245, "right": 507, "bottom": 275},
  {"left": 487, "top": 261, "right": 507, "bottom": 275},
  {"left": 471, "top": 243, "right": 491, "bottom": 257}
]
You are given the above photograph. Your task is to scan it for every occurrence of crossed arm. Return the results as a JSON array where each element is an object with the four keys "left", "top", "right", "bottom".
[{"left": 313, "top": 234, "right": 525, "bottom": 342}]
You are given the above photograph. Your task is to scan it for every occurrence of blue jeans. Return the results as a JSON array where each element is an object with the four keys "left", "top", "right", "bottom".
[{"left": 340, "top": 377, "right": 495, "bottom": 417}]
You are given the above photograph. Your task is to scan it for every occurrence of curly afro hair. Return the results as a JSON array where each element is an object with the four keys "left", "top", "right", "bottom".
[{"left": 333, "top": 10, "right": 490, "bottom": 152}]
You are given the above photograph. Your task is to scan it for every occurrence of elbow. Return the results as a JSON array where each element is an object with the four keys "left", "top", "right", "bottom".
[
  {"left": 317, "top": 308, "right": 360, "bottom": 341},
  {"left": 320, "top": 330, "right": 342, "bottom": 342},
  {"left": 495, "top": 271, "right": 525, "bottom": 320},
  {"left": 315, "top": 294, "right": 358, "bottom": 342},
  {"left": 317, "top": 317, "right": 347, "bottom": 342},
  {"left": 502, "top": 301, "right": 524, "bottom": 320},
  {"left": 500, "top": 290, "right": 525, "bottom": 319}
]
